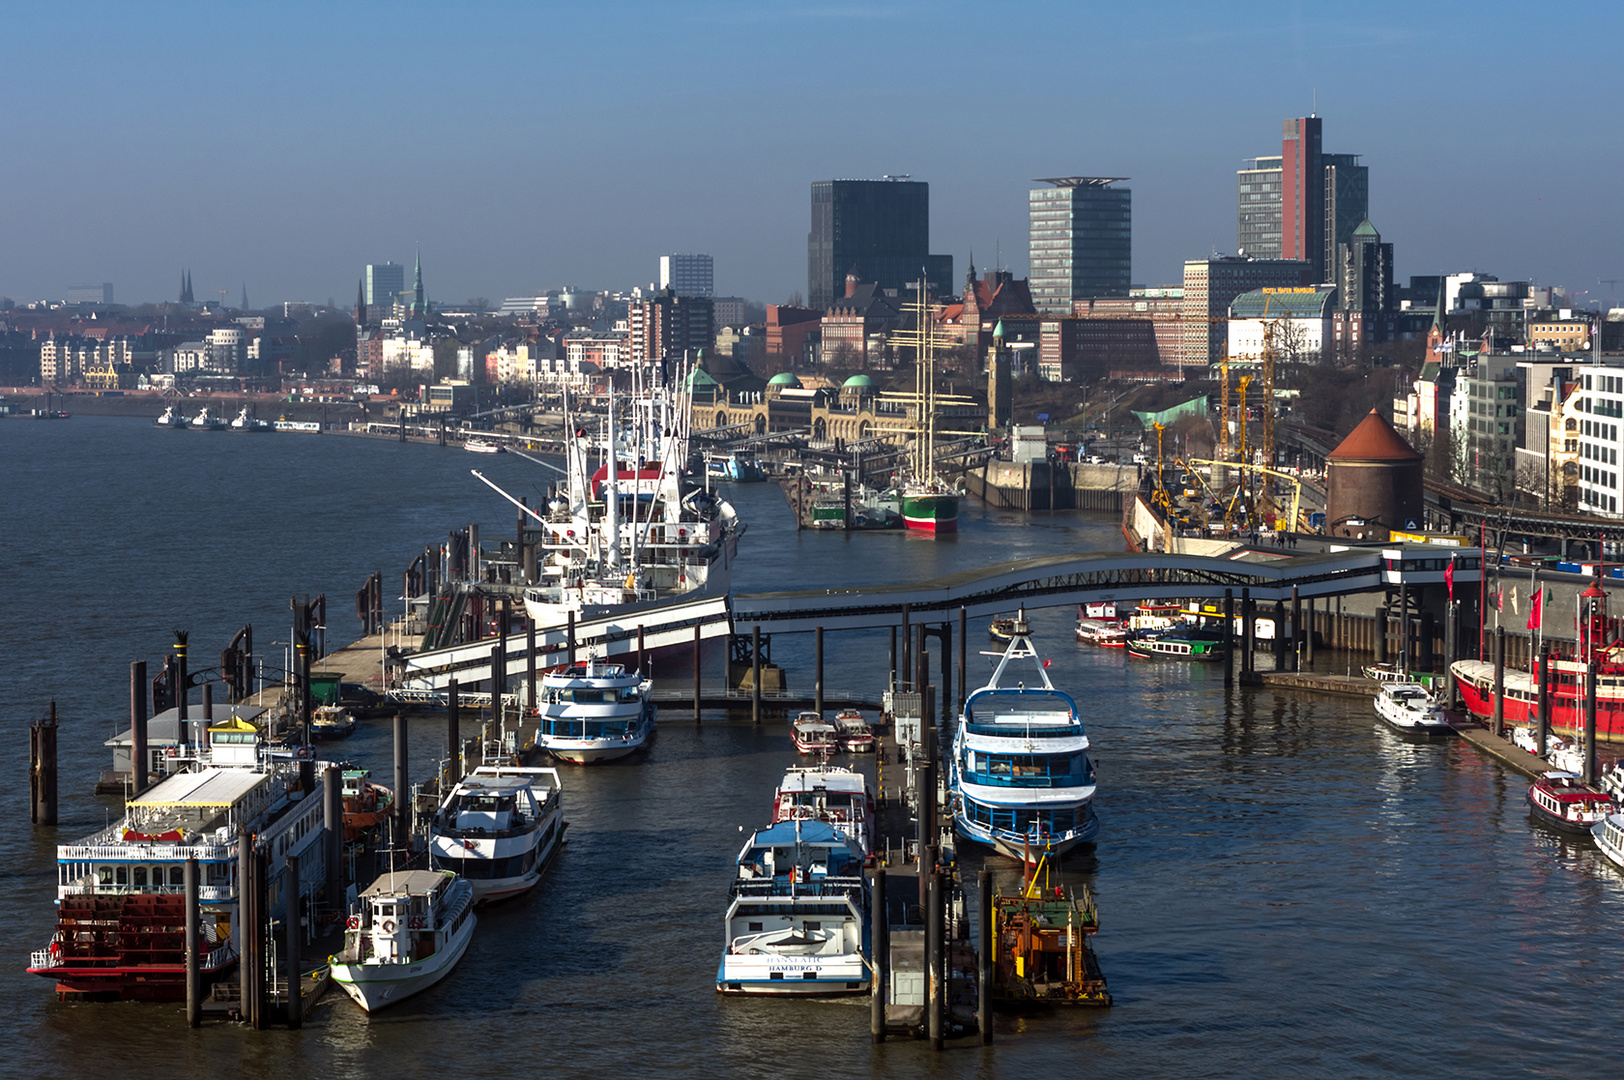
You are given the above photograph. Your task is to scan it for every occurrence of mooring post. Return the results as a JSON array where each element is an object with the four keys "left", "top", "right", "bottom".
[
  {"left": 1240, "top": 589, "right": 1254, "bottom": 676},
  {"left": 1585, "top": 659, "right": 1599, "bottom": 785},
  {"left": 295, "top": 633, "right": 311, "bottom": 735},
  {"left": 1444, "top": 599, "right": 1459, "bottom": 709},
  {"left": 978, "top": 869, "right": 993, "bottom": 1044},
  {"left": 939, "top": 623, "right": 951, "bottom": 723},
  {"left": 957, "top": 606, "right": 968, "bottom": 714},
  {"left": 130, "top": 661, "right": 149, "bottom": 797},
  {"left": 751, "top": 624, "right": 762, "bottom": 725},
  {"left": 175, "top": 631, "right": 190, "bottom": 746},
  {"left": 567, "top": 611, "right": 576, "bottom": 665},
  {"left": 1399, "top": 584, "right": 1411, "bottom": 676},
  {"left": 1290, "top": 585, "right": 1302, "bottom": 672},
  {"left": 692, "top": 623, "right": 702, "bottom": 724},
  {"left": 915, "top": 623, "right": 928, "bottom": 696},
  {"left": 448, "top": 679, "right": 462, "bottom": 784},
  {"left": 870, "top": 868, "right": 888, "bottom": 1044},
  {"left": 927, "top": 869, "right": 944, "bottom": 1051},
  {"left": 1223, "top": 589, "right": 1235, "bottom": 688},
  {"left": 900, "top": 604, "right": 912, "bottom": 689},
  {"left": 1537, "top": 643, "right": 1552, "bottom": 758},
  {"left": 184, "top": 855, "right": 200, "bottom": 1028},
  {"left": 1417, "top": 609, "right": 1432, "bottom": 672},
  {"left": 323, "top": 766, "right": 344, "bottom": 911},
  {"left": 888, "top": 625, "right": 897, "bottom": 692},
  {"left": 637, "top": 625, "right": 646, "bottom": 675},
  {"left": 393, "top": 712, "right": 409, "bottom": 847},
  {"left": 1493, "top": 626, "right": 1506, "bottom": 737},
  {"left": 1305, "top": 595, "right": 1316, "bottom": 665},
  {"left": 285, "top": 853, "right": 302, "bottom": 1030},
  {"left": 237, "top": 829, "right": 256, "bottom": 1027},
  {"left": 527, "top": 620, "right": 538, "bottom": 717},
  {"left": 30, "top": 703, "right": 58, "bottom": 826},
  {"left": 814, "top": 626, "right": 825, "bottom": 717},
  {"left": 1375, "top": 603, "right": 1390, "bottom": 665},
  {"left": 1272, "top": 600, "right": 1286, "bottom": 669},
  {"left": 254, "top": 845, "right": 270, "bottom": 1030}
]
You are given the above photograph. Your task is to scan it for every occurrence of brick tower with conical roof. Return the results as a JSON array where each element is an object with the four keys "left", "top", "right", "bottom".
[{"left": 1325, "top": 409, "right": 1424, "bottom": 541}]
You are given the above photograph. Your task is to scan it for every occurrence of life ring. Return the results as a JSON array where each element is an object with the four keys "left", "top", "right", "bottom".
[
  {"left": 164, "top": 747, "right": 178, "bottom": 758},
  {"left": 380, "top": 919, "right": 396, "bottom": 934},
  {"left": 408, "top": 917, "right": 426, "bottom": 930},
  {"left": 346, "top": 916, "right": 360, "bottom": 930},
  {"left": 295, "top": 746, "right": 315, "bottom": 761}
]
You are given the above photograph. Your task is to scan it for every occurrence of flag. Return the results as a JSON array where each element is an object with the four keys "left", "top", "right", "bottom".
[
  {"left": 1528, "top": 588, "right": 1545, "bottom": 631},
  {"left": 1510, "top": 587, "right": 1520, "bottom": 615},
  {"left": 1445, "top": 561, "right": 1455, "bottom": 601},
  {"left": 1494, "top": 587, "right": 1503, "bottom": 612},
  {"left": 1042, "top": 658, "right": 1052, "bottom": 668}
]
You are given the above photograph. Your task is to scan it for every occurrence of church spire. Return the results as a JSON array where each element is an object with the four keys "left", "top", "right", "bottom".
[
  {"left": 240, "top": 282, "right": 249, "bottom": 311},
  {"left": 410, "top": 247, "right": 425, "bottom": 319},
  {"left": 355, "top": 277, "right": 367, "bottom": 327}
]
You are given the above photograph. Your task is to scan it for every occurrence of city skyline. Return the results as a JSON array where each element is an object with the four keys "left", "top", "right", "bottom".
[{"left": 2, "top": 1, "right": 1620, "bottom": 308}]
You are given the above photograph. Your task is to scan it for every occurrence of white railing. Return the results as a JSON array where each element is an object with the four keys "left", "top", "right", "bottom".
[
  {"left": 59, "top": 842, "right": 234, "bottom": 863},
  {"left": 59, "top": 882, "right": 234, "bottom": 902}
]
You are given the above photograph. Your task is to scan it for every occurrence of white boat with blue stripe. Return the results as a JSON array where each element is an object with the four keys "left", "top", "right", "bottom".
[
  {"left": 536, "top": 657, "right": 656, "bottom": 764},
  {"left": 951, "top": 608, "right": 1099, "bottom": 863},
  {"left": 716, "top": 819, "right": 869, "bottom": 995}
]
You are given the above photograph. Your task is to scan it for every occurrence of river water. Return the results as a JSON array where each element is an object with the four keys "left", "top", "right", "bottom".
[{"left": 2, "top": 416, "right": 1621, "bottom": 1078}]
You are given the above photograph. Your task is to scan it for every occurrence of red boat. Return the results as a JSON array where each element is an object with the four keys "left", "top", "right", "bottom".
[
  {"left": 1526, "top": 774, "right": 1615, "bottom": 834},
  {"left": 1451, "top": 576, "right": 1624, "bottom": 741}
]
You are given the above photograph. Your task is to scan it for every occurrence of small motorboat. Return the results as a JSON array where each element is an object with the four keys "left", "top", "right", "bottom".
[
  {"left": 464, "top": 438, "right": 502, "bottom": 454},
  {"left": 791, "top": 712, "right": 838, "bottom": 755},
  {"left": 341, "top": 768, "right": 395, "bottom": 841},
  {"left": 989, "top": 617, "right": 1018, "bottom": 642},
  {"left": 832, "top": 710, "right": 875, "bottom": 753},
  {"left": 1373, "top": 682, "right": 1454, "bottom": 737},
  {"left": 330, "top": 869, "right": 476, "bottom": 1012},
  {"left": 1075, "top": 619, "right": 1128, "bottom": 647},
  {"left": 311, "top": 705, "right": 356, "bottom": 740},
  {"left": 1527, "top": 774, "right": 1615, "bottom": 835}
]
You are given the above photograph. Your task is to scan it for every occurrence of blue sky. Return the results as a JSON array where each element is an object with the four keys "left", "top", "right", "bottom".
[{"left": 2, "top": 0, "right": 1621, "bottom": 308}]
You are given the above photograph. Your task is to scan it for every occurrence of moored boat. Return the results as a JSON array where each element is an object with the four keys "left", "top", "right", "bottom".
[
  {"left": 154, "top": 405, "right": 189, "bottom": 429},
  {"left": 1126, "top": 627, "right": 1228, "bottom": 662},
  {"left": 1592, "top": 812, "right": 1624, "bottom": 871},
  {"left": 535, "top": 657, "right": 655, "bottom": 764},
  {"left": 342, "top": 767, "right": 395, "bottom": 842},
  {"left": 1075, "top": 618, "right": 1128, "bottom": 647},
  {"left": 831, "top": 709, "right": 875, "bottom": 753},
  {"left": 1526, "top": 774, "right": 1615, "bottom": 834},
  {"left": 229, "top": 406, "right": 274, "bottom": 431},
  {"left": 192, "top": 406, "right": 227, "bottom": 431},
  {"left": 991, "top": 877, "right": 1111, "bottom": 1006},
  {"left": 790, "top": 712, "right": 838, "bottom": 755},
  {"left": 770, "top": 765, "right": 875, "bottom": 853},
  {"left": 951, "top": 609, "right": 1099, "bottom": 863},
  {"left": 716, "top": 819, "right": 869, "bottom": 995},
  {"left": 464, "top": 437, "right": 501, "bottom": 454},
  {"left": 1373, "top": 682, "right": 1455, "bottom": 737},
  {"left": 311, "top": 705, "right": 356, "bottom": 740},
  {"left": 329, "top": 869, "right": 476, "bottom": 1012},
  {"left": 428, "top": 765, "right": 566, "bottom": 903}
]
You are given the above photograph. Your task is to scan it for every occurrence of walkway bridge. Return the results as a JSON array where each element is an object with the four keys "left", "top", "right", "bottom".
[{"left": 397, "top": 545, "right": 1480, "bottom": 691}]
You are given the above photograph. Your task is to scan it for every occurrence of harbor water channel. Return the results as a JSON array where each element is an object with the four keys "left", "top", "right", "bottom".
[{"left": 3, "top": 415, "right": 1622, "bottom": 1078}]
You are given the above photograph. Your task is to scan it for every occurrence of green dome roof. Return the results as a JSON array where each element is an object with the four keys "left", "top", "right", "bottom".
[
  {"left": 842, "top": 374, "right": 876, "bottom": 389},
  {"left": 767, "top": 372, "right": 802, "bottom": 387}
]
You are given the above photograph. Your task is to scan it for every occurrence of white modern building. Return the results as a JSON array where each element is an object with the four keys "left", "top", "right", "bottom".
[
  {"left": 1226, "top": 286, "right": 1336, "bottom": 366},
  {"left": 659, "top": 254, "right": 714, "bottom": 298},
  {"left": 1574, "top": 364, "right": 1624, "bottom": 517}
]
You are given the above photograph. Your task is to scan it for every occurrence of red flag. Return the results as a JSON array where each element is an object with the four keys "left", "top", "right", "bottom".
[
  {"left": 1445, "top": 561, "right": 1455, "bottom": 601},
  {"left": 1494, "top": 587, "right": 1503, "bottom": 612},
  {"left": 1528, "top": 588, "right": 1544, "bottom": 631},
  {"left": 1042, "top": 658, "right": 1052, "bottom": 668}
]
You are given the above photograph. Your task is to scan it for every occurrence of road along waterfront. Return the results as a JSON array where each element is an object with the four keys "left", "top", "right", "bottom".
[{"left": 4, "top": 416, "right": 1622, "bottom": 1078}]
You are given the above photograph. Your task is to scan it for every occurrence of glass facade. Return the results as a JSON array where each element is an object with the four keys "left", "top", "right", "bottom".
[
  {"left": 1322, "top": 157, "right": 1368, "bottom": 284},
  {"left": 1028, "top": 181, "right": 1131, "bottom": 313},
  {"left": 808, "top": 180, "right": 948, "bottom": 309},
  {"left": 1236, "top": 156, "right": 1282, "bottom": 260},
  {"left": 365, "top": 262, "right": 405, "bottom": 308}
]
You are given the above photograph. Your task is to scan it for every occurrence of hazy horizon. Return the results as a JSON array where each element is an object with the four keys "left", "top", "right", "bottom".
[{"left": 4, "top": 0, "right": 1620, "bottom": 310}]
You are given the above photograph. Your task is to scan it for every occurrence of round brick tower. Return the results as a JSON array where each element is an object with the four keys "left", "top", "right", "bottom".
[{"left": 1325, "top": 409, "right": 1424, "bottom": 541}]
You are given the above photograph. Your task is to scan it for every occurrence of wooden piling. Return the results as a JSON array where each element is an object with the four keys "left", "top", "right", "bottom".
[
  {"left": 30, "top": 703, "right": 58, "bottom": 826},
  {"left": 130, "top": 661, "right": 149, "bottom": 797},
  {"left": 184, "top": 856, "right": 200, "bottom": 1028},
  {"left": 978, "top": 869, "right": 993, "bottom": 1044},
  {"left": 870, "top": 868, "right": 888, "bottom": 1044},
  {"left": 285, "top": 853, "right": 302, "bottom": 1030},
  {"left": 751, "top": 624, "right": 762, "bottom": 725}
]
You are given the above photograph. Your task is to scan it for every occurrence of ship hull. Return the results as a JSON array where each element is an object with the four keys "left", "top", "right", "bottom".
[{"left": 901, "top": 492, "right": 960, "bottom": 535}]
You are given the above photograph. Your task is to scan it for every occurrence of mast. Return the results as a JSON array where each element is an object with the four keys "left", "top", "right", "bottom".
[{"left": 605, "top": 383, "right": 621, "bottom": 572}]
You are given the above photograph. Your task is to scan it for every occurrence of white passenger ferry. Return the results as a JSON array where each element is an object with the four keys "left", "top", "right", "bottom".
[
  {"left": 428, "top": 766, "right": 566, "bottom": 903},
  {"left": 536, "top": 658, "right": 655, "bottom": 764}
]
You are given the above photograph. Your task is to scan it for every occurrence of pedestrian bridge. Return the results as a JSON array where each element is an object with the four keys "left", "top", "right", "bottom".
[{"left": 395, "top": 545, "right": 1480, "bottom": 691}]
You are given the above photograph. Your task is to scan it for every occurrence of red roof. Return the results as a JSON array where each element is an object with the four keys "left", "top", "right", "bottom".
[{"left": 1326, "top": 409, "right": 1422, "bottom": 463}]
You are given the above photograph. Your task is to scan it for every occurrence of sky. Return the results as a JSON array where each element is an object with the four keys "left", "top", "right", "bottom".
[{"left": 3, "top": 0, "right": 1622, "bottom": 309}]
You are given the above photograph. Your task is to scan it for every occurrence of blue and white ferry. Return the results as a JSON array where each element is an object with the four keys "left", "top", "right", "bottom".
[
  {"left": 536, "top": 657, "right": 656, "bottom": 764},
  {"left": 716, "top": 819, "right": 869, "bottom": 995},
  {"left": 950, "top": 609, "right": 1099, "bottom": 862}
]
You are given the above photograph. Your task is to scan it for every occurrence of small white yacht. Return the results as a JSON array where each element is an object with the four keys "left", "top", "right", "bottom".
[
  {"left": 770, "top": 765, "right": 875, "bottom": 853},
  {"left": 536, "top": 658, "right": 655, "bottom": 764},
  {"left": 1593, "top": 812, "right": 1624, "bottom": 871},
  {"left": 716, "top": 819, "right": 869, "bottom": 995},
  {"left": 329, "top": 869, "right": 476, "bottom": 1012},
  {"left": 428, "top": 765, "right": 566, "bottom": 903},
  {"left": 1373, "top": 682, "right": 1455, "bottom": 736}
]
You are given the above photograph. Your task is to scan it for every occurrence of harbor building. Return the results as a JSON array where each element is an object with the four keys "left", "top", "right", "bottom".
[
  {"left": 807, "top": 178, "right": 952, "bottom": 309},
  {"left": 1028, "top": 177, "right": 1131, "bottom": 313},
  {"left": 659, "top": 254, "right": 714, "bottom": 298}
]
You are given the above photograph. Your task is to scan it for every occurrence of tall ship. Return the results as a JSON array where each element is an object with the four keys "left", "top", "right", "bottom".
[
  {"left": 475, "top": 375, "right": 743, "bottom": 629},
  {"left": 950, "top": 609, "right": 1099, "bottom": 862},
  {"left": 1451, "top": 576, "right": 1624, "bottom": 741},
  {"left": 886, "top": 284, "right": 963, "bottom": 535},
  {"left": 716, "top": 818, "right": 870, "bottom": 995},
  {"left": 535, "top": 657, "right": 656, "bottom": 763},
  {"left": 27, "top": 716, "right": 329, "bottom": 1001},
  {"left": 428, "top": 765, "right": 566, "bottom": 902}
]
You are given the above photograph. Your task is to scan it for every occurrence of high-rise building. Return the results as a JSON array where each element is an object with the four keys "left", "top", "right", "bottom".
[
  {"left": 365, "top": 262, "right": 405, "bottom": 309},
  {"left": 1028, "top": 177, "right": 1131, "bottom": 312},
  {"left": 66, "top": 283, "right": 113, "bottom": 305},
  {"left": 659, "top": 254, "right": 714, "bottom": 298},
  {"left": 627, "top": 288, "right": 714, "bottom": 362},
  {"left": 1240, "top": 117, "right": 1367, "bottom": 283},
  {"left": 1236, "top": 157, "right": 1282, "bottom": 259},
  {"left": 807, "top": 178, "right": 951, "bottom": 310},
  {"left": 1180, "top": 256, "right": 1313, "bottom": 369}
]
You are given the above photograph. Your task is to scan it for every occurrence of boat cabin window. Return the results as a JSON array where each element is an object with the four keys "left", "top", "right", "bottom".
[
  {"left": 98, "top": 866, "right": 113, "bottom": 886},
  {"left": 134, "top": 867, "right": 147, "bottom": 887},
  {"left": 561, "top": 689, "right": 604, "bottom": 703},
  {"left": 115, "top": 866, "right": 128, "bottom": 886},
  {"left": 170, "top": 866, "right": 185, "bottom": 887}
]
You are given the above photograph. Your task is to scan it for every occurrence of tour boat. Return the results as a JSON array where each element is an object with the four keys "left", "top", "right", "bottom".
[
  {"left": 770, "top": 765, "right": 875, "bottom": 853},
  {"left": 1526, "top": 774, "right": 1616, "bottom": 835},
  {"left": 342, "top": 767, "right": 395, "bottom": 842},
  {"left": 535, "top": 657, "right": 655, "bottom": 764},
  {"left": 1591, "top": 812, "right": 1624, "bottom": 871},
  {"left": 153, "top": 405, "right": 189, "bottom": 429},
  {"left": 1126, "top": 628, "right": 1228, "bottom": 662},
  {"left": 191, "top": 406, "right": 227, "bottom": 431},
  {"left": 329, "top": 869, "right": 476, "bottom": 1012},
  {"left": 311, "top": 705, "right": 356, "bottom": 740},
  {"left": 716, "top": 819, "right": 869, "bottom": 995},
  {"left": 1373, "top": 682, "right": 1455, "bottom": 737},
  {"left": 1075, "top": 618, "right": 1128, "bottom": 647},
  {"left": 790, "top": 712, "right": 838, "bottom": 755},
  {"left": 832, "top": 710, "right": 875, "bottom": 753},
  {"left": 27, "top": 716, "right": 328, "bottom": 1001},
  {"left": 950, "top": 610, "right": 1099, "bottom": 863},
  {"left": 464, "top": 438, "right": 501, "bottom": 454},
  {"left": 428, "top": 765, "right": 565, "bottom": 903}
]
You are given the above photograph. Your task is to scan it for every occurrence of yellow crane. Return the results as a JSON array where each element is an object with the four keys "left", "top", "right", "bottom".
[{"left": 1181, "top": 457, "right": 1304, "bottom": 533}]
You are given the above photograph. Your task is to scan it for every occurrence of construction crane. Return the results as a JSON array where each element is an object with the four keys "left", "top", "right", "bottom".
[{"left": 1181, "top": 457, "right": 1304, "bottom": 533}]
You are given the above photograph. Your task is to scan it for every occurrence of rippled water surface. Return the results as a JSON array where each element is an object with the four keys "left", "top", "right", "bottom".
[{"left": 3, "top": 417, "right": 1621, "bottom": 1078}]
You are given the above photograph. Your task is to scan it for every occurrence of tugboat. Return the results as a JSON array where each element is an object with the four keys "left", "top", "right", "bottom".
[
  {"left": 230, "top": 406, "right": 273, "bottom": 432},
  {"left": 951, "top": 608, "right": 1099, "bottom": 863},
  {"left": 329, "top": 869, "right": 476, "bottom": 1012},
  {"left": 154, "top": 404, "right": 189, "bottom": 429},
  {"left": 191, "top": 406, "right": 227, "bottom": 431},
  {"left": 990, "top": 862, "right": 1111, "bottom": 1007}
]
